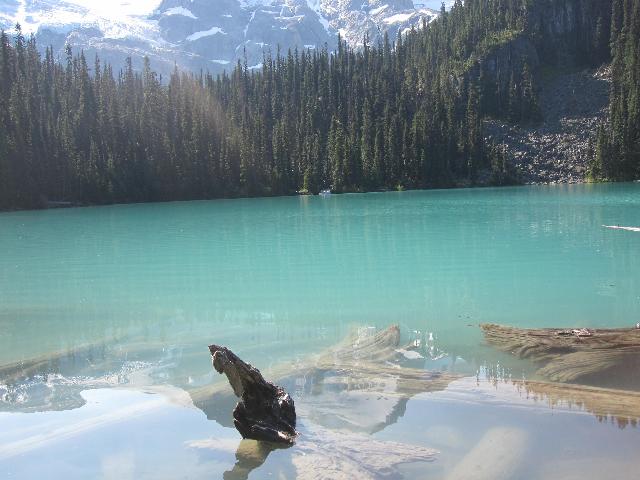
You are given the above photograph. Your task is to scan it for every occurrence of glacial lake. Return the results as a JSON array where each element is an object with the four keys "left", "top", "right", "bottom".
[{"left": 1, "top": 183, "right": 639, "bottom": 479}]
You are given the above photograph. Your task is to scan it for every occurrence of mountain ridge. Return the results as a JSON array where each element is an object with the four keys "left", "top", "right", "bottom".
[{"left": 0, "top": 0, "right": 447, "bottom": 76}]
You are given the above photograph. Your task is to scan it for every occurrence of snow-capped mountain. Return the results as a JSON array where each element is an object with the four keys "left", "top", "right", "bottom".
[{"left": 0, "top": 1, "right": 450, "bottom": 76}]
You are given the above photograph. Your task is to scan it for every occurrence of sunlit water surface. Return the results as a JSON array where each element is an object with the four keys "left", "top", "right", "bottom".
[{"left": 1, "top": 183, "right": 639, "bottom": 479}]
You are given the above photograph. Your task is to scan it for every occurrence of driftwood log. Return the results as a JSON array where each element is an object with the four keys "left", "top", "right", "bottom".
[
  {"left": 480, "top": 323, "right": 640, "bottom": 384},
  {"left": 208, "top": 344, "right": 297, "bottom": 445}
]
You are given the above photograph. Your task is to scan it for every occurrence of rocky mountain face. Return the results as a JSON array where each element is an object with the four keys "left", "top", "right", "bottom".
[{"left": 0, "top": 0, "right": 442, "bottom": 76}]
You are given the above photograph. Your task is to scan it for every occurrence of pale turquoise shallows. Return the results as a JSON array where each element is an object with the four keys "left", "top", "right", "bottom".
[
  {"left": 1, "top": 183, "right": 639, "bottom": 367},
  {"left": 1, "top": 183, "right": 640, "bottom": 479}
]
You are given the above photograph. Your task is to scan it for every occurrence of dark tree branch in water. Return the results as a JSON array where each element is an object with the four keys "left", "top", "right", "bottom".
[{"left": 208, "top": 344, "right": 297, "bottom": 445}]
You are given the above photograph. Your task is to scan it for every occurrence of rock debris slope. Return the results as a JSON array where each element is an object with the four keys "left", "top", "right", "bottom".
[{"left": 484, "top": 65, "right": 611, "bottom": 184}]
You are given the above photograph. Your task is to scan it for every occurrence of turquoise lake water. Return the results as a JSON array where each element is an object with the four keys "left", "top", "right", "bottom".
[{"left": 1, "top": 183, "right": 640, "bottom": 478}]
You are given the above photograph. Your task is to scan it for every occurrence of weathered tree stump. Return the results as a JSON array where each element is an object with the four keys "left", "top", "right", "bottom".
[{"left": 208, "top": 344, "right": 297, "bottom": 445}]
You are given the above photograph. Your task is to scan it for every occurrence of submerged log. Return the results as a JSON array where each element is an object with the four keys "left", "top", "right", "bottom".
[
  {"left": 314, "top": 324, "right": 401, "bottom": 365},
  {"left": 208, "top": 344, "right": 297, "bottom": 445},
  {"left": 480, "top": 323, "right": 640, "bottom": 383},
  {"left": 445, "top": 427, "right": 529, "bottom": 480},
  {"left": 272, "top": 325, "right": 459, "bottom": 434},
  {"left": 291, "top": 424, "right": 437, "bottom": 480}
]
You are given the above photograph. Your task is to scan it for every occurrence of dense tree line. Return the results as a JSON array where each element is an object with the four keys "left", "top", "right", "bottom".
[
  {"left": 0, "top": 0, "right": 616, "bottom": 210},
  {"left": 0, "top": 34, "right": 240, "bottom": 208},
  {"left": 594, "top": 0, "right": 640, "bottom": 180}
]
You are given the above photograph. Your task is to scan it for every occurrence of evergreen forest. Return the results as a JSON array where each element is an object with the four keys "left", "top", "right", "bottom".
[
  {"left": 594, "top": 0, "right": 640, "bottom": 181},
  {"left": 0, "top": 0, "right": 636, "bottom": 210}
]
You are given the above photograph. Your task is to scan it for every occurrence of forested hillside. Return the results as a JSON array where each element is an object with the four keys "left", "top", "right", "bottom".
[
  {"left": 0, "top": 0, "right": 625, "bottom": 210},
  {"left": 594, "top": 0, "right": 640, "bottom": 180}
]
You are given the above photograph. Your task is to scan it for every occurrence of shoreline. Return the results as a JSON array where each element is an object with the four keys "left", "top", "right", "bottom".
[{"left": 2, "top": 178, "right": 633, "bottom": 214}]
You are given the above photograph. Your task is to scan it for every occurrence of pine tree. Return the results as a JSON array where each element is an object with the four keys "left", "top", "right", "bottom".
[{"left": 328, "top": 115, "right": 346, "bottom": 191}]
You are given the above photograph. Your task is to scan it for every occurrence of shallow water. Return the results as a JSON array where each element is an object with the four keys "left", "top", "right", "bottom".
[{"left": 1, "top": 183, "right": 640, "bottom": 478}]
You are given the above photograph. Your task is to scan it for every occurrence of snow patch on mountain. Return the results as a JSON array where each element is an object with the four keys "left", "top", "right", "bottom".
[
  {"left": 239, "top": 0, "right": 275, "bottom": 7},
  {"left": 187, "top": 26, "right": 226, "bottom": 41},
  {"left": 370, "top": 5, "right": 389, "bottom": 16},
  {"left": 385, "top": 13, "right": 413, "bottom": 24},
  {"left": 415, "top": 0, "right": 455, "bottom": 9},
  {"left": 163, "top": 7, "right": 197, "bottom": 19}
]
